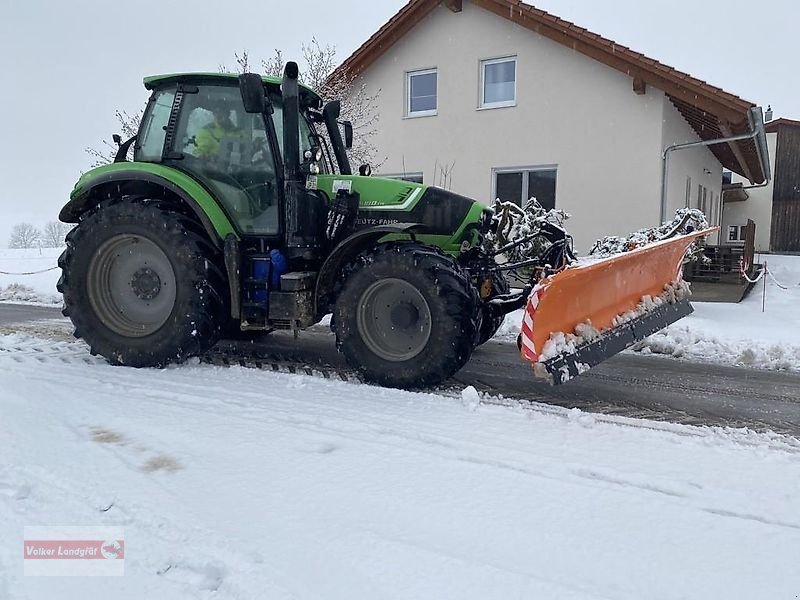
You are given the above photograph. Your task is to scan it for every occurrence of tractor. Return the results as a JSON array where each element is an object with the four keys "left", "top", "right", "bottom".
[{"left": 58, "top": 63, "right": 526, "bottom": 388}]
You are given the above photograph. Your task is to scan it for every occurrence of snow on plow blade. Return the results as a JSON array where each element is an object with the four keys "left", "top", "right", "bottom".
[{"left": 520, "top": 228, "right": 716, "bottom": 385}]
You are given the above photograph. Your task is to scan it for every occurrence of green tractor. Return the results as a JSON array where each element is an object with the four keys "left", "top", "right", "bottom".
[{"left": 58, "top": 63, "right": 522, "bottom": 388}]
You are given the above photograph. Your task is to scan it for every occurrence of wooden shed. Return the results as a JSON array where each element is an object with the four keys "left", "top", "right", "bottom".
[{"left": 768, "top": 118, "right": 800, "bottom": 252}]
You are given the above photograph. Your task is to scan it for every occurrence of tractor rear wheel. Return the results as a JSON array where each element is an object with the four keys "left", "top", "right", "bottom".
[
  {"left": 58, "top": 200, "right": 227, "bottom": 367},
  {"left": 333, "top": 243, "right": 478, "bottom": 388}
]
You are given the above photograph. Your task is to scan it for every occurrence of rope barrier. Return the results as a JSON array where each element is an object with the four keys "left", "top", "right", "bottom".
[
  {"left": 0, "top": 266, "right": 60, "bottom": 276},
  {"left": 766, "top": 268, "right": 789, "bottom": 290},
  {"left": 741, "top": 267, "right": 764, "bottom": 285}
]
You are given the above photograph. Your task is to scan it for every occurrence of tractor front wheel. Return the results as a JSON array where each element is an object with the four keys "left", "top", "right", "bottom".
[
  {"left": 58, "top": 200, "right": 227, "bottom": 367},
  {"left": 333, "top": 243, "right": 478, "bottom": 388}
]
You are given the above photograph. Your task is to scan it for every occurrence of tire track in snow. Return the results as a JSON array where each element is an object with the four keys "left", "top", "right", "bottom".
[{"left": 4, "top": 334, "right": 800, "bottom": 535}]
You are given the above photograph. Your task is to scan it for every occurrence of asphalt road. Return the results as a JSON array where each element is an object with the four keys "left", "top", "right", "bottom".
[{"left": 3, "top": 303, "right": 800, "bottom": 435}]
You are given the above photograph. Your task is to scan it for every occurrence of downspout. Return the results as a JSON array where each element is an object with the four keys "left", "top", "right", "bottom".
[{"left": 660, "top": 106, "right": 771, "bottom": 223}]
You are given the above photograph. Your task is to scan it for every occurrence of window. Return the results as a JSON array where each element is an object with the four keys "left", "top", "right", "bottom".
[
  {"left": 171, "top": 84, "right": 281, "bottom": 235},
  {"left": 685, "top": 176, "right": 692, "bottom": 208},
  {"left": 696, "top": 184, "right": 708, "bottom": 215},
  {"left": 728, "top": 225, "right": 747, "bottom": 243},
  {"left": 480, "top": 57, "right": 516, "bottom": 108},
  {"left": 136, "top": 90, "right": 175, "bottom": 161},
  {"left": 493, "top": 167, "right": 557, "bottom": 210},
  {"left": 381, "top": 172, "right": 424, "bottom": 184},
  {"left": 407, "top": 69, "right": 437, "bottom": 116},
  {"left": 709, "top": 192, "right": 717, "bottom": 225}
]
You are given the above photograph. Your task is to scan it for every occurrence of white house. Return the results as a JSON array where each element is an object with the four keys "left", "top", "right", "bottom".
[{"left": 334, "top": 0, "right": 769, "bottom": 252}]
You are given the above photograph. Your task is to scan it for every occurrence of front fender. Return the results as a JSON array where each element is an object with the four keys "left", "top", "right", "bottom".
[{"left": 315, "top": 223, "right": 424, "bottom": 316}]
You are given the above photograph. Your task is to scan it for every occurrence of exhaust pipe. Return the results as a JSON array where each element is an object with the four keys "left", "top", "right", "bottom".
[
  {"left": 281, "top": 61, "right": 324, "bottom": 260},
  {"left": 322, "top": 100, "right": 352, "bottom": 175},
  {"left": 282, "top": 61, "right": 300, "bottom": 183}
]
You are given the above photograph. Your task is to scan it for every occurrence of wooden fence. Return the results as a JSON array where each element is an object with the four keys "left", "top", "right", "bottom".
[{"left": 683, "top": 220, "right": 756, "bottom": 284}]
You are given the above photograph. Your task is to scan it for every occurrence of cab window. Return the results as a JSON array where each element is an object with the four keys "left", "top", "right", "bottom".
[
  {"left": 170, "top": 84, "right": 280, "bottom": 235},
  {"left": 136, "top": 90, "right": 175, "bottom": 162}
]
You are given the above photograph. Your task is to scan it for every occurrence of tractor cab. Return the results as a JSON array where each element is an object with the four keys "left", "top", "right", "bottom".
[{"left": 137, "top": 72, "right": 349, "bottom": 240}]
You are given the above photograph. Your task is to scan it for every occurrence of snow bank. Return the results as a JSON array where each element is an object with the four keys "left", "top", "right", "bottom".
[
  {"left": 0, "top": 248, "right": 62, "bottom": 305},
  {"left": 495, "top": 255, "right": 800, "bottom": 372},
  {"left": 637, "top": 254, "right": 800, "bottom": 371},
  {"left": 1, "top": 333, "right": 799, "bottom": 599}
]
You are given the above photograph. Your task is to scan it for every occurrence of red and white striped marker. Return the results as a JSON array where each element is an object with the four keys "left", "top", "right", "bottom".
[{"left": 519, "top": 283, "right": 547, "bottom": 362}]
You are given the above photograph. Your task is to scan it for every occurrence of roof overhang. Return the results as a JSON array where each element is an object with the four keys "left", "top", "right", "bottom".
[
  {"left": 765, "top": 117, "right": 800, "bottom": 134},
  {"left": 331, "top": 0, "right": 768, "bottom": 183}
]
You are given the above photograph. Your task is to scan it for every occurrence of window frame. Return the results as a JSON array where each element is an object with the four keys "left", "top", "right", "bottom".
[
  {"left": 728, "top": 225, "right": 747, "bottom": 243},
  {"left": 491, "top": 165, "right": 558, "bottom": 209},
  {"left": 479, "top": 56, "right": 517, "bottom": 109},
  {"left": 406, "top": 68, "right": 438, "bottom": 118},
  {"left": 135, "top": 88, "right": 177, "bottom": 162}
]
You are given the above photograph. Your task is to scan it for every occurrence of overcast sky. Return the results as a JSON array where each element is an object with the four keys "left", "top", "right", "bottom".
[{"left": 1, "top": 0, "right": 797, "bottom": 246}]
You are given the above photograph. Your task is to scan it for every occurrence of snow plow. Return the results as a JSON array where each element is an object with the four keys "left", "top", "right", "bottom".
[{"left": 518, "top": 228, "right": 715, "bottom": 384}]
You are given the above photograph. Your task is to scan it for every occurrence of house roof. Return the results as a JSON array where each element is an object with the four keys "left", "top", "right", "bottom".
[
  {"left": 332, "top": 0, "right": 767, "bottom": 183},
  {"left": 765, "top": 117, "right": 800, "bottom": 133}
]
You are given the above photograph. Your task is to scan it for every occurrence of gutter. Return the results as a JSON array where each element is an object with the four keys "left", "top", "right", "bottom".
[{"left": 660, "top": 106, "right": 771, "bottom": 223}]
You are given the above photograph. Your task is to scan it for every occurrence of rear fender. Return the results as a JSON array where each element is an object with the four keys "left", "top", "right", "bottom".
[{"left": 61, "top": 168, "right": 237, "bottom": 247}]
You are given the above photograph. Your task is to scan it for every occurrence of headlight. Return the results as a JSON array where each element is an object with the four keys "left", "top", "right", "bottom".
[{"left": 305, "top": 148, "right": 323, "bottom": 162}]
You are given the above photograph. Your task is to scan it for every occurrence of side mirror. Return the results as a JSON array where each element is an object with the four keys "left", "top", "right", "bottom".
[
  {"left": 239, "top": 73, "right": 267, "bottom": 114},
  {"left": 342, "top": 121, "right": 353, "bottom": 149}
]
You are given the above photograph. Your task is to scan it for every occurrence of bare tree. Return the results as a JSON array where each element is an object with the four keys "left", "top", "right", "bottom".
[
  {"left": 86, "top": 108, "right": 144, "bottom": 167},
  {"left": 9, "top": 223, "right": 41, "bottom": 249},
  {"left": 262, "top": 39, "right": 383, "bottom": 168},
  {"left": 42, "top": 221, "right": 72, "bottom": 248},
  {"left": 219, "top": 50, "right": 251, "bottom": 74}
]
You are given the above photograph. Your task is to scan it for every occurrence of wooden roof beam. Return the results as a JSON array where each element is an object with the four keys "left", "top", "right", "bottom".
[{"left": 719, "top": 121, "right": 755, "bottom": 184}]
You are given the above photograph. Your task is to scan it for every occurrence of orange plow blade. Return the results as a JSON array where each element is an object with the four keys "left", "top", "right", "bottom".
[{"left": 519, "top": 228, "right": 717, "bottom": 384}]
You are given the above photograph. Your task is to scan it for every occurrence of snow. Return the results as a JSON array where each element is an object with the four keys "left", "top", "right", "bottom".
[
  {"left": 2, "top": 332, "right": 800, "bottom": 599},
  {"left": 589, "top": 208, "right": 708, "bottom": 259},
  {"left": 0, "top": 248, "right": 63, "bottom": 305},
  {"left": 636, "top": 254, "right": 800, "bottom": 371},
  {"left": 496, "top": 255, "right": 800, "bottom": 372}
]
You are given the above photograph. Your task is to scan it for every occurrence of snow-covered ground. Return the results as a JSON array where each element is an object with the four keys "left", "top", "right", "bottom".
[
  {"left": 499, "top": 254, "right": 800, "bottom": 372},
  {"left": 2, "top": 332, "right": 799, "bottom": 599},
  {"left": 0, "top": 248, "right": 62, "bottom": 305}
]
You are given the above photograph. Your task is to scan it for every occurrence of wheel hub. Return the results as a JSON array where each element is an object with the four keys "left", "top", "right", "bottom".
[
  {"left": 390, "top": 303, "right": 419, "bottom": 329},
  {"left": 130, "top": 267, "right": 162, "bottom": 301},
  {"left": 356, "top": 278, "right": 432, "bottom": 362},
  {"left": 87, "top": 234, "right": 177, "bottom": 338}
]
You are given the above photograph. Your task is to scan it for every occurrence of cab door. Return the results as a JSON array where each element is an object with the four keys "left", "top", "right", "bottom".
[{"left": 163, "top": 84, "right": 282, "bottom": 237}]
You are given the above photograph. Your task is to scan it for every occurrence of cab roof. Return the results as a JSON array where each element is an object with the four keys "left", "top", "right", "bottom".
[{"left": 143, "top": 72, "right": 322, "bottom": 106}]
